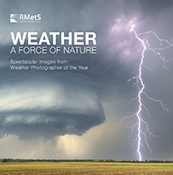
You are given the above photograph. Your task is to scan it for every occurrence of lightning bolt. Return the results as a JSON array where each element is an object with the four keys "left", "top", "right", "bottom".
[
  {"left": 122, "top": 25, "right": 172, "bottom": 161},
  {"left": 130, "top": 24, "right": 146, "bottom": 161}
]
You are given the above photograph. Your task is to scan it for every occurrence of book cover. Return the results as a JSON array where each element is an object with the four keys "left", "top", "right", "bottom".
[{"left": 0, "top": 0, "right": 173, "bottom": 161}]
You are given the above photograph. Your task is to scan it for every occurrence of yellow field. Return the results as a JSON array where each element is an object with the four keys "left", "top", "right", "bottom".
[{"left": 0, "top": 162, "right": 172, "bottom": 175}]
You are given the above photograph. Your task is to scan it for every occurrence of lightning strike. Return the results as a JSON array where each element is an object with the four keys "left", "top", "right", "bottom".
[
  {"left": 124, "top": 25, "right": 172, "bottom": 161},
  {"left": 130, "top": 25, "right": 147, "bottom": 161}
]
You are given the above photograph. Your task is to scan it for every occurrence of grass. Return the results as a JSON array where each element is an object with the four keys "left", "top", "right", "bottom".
[{"left": 0, "top": 162, "right": 172, "bottom": 175}]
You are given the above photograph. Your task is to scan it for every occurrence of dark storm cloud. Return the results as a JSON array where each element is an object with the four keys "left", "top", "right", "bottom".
[
  {"left": 0, "top": 0, "right": 129, "bottom": 139},
  {"left": 0, "top": 0, "right": 167, "bottom": 140},
  {"left": 0, "top": 75, "right": 105, "bottom": 139}
]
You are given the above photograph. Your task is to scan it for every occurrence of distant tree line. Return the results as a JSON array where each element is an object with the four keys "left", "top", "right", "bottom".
[{"left": 0, "top": 159, "right": 173, "bottom": 163}]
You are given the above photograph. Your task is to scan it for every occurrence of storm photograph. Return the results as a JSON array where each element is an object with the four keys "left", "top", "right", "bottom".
[{"left": 0, "top": 0, "right": 173, "bottom": 161}]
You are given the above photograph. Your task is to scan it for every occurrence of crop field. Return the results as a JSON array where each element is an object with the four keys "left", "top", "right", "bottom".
[{"left": 0, "top": 162, "right": 172, "bottom": 175}]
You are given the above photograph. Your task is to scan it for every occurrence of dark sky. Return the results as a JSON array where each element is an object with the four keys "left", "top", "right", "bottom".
[{"left": 0, "top": 0, "right": 173, "bottom": 160}]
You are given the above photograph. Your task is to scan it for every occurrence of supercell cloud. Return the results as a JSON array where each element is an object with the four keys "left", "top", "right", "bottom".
[{"left": 0, "top": 75, "right": 105, "bottom": 139}]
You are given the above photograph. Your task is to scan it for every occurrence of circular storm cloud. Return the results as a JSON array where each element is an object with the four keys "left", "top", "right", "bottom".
[{"left": 0, "top": 75, "right": 105, "bottom": 140}]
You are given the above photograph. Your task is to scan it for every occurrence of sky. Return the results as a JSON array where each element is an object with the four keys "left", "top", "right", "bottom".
[{"left": 0, "top": 0, "right": 173, "bottom": 160}]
